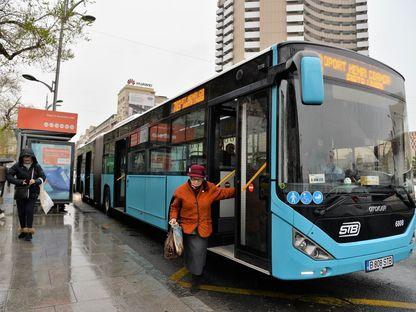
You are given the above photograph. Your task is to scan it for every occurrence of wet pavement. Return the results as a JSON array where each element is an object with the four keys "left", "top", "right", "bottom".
[{"left": 0, "top": 188, "right": 210, "bottom": 312}]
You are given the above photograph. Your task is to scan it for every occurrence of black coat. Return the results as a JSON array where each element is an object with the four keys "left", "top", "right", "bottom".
[{"left": 6, "top": 148, "right": 46, "bottom": 199}]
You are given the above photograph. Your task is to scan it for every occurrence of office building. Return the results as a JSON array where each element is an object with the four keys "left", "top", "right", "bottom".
[{"left": 215, "top": 0, "right": 369, "bottom": 72}]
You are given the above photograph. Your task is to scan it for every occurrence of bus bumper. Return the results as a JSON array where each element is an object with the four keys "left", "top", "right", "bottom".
[{"left": 271, "top": 214, "right": 416, "bottom": 280}]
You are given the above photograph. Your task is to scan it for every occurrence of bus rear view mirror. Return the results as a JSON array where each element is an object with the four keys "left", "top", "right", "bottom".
[{"left": 300, "top": 56, "right": 324, "bottom": 105}]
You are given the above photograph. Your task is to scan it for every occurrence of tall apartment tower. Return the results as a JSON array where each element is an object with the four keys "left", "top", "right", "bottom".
[{"left": 215, "top": 0, "right": 369, "bottom": 72}]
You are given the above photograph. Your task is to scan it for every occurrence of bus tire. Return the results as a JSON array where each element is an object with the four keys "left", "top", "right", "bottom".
[
  {"left": 103, "top": 187, "right": 112, "bottom": 217},
  {"left": 81, "top": 182, "right": 85, "bottom": 202}
]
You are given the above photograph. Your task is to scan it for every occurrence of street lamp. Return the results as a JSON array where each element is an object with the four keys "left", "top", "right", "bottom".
[
  {"left": 22, "top": 74, "right": 54, "bottom": 93},
  {"left": 53, "top": 0, "right": 95, "bottom": 111}
]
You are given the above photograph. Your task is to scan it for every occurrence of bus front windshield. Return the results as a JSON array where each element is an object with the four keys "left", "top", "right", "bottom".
[{"left": 280, "top": 78, "right": 414, "bottom": 197}]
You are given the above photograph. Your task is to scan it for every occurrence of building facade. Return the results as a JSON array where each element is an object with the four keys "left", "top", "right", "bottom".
[
  {"left": 215, "top": 0, "right": 369, "bottom": 72},
  {"left": 117, "top": 82, "right": 168, "bottom": 121}
]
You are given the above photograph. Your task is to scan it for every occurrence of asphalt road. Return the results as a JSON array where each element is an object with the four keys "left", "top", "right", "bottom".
[{"left": 74, "top": 195, "right": 416, "bottom": 312}]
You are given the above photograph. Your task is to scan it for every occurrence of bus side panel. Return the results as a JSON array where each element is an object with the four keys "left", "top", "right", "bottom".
[
  {"left": 166, "top": 176, "right": 188, "bottom": 222},
  {"left": 101, "top": 174, "right": 114, "bottom": 207},
  {"left": 126, "top": 175, "right": 167, "bottom": 230},
  {"left": 144, "top": 176, "right": 167, "bottom": 229},
  {"left": 93, "top": 136, "right": 104, "bottom": 204},
  {"left": 126, "top": 175, "right": 146, "bottom": 220}
]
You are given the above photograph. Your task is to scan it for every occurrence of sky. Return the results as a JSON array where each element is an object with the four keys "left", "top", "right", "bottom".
[{"left": 19, "top": 0, "right": 416, "bottom": 141}]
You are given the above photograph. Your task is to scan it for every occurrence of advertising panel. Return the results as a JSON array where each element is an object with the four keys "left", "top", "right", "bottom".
[
  {"left": 17, "top": 108, "right": 78, "bottom": 134},
  {"left": 31, "top": 142, "right": 73, "bottom": 201}
]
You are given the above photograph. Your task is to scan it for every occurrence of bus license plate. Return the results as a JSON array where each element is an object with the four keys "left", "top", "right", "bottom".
[{"left": 365, "top": 256, "right": 393, "bottom": 272}]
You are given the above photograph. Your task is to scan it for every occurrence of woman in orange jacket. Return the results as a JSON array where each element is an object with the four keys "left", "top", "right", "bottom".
[{"left": 169, "top": 164, "right": 235, "bottom": 292}]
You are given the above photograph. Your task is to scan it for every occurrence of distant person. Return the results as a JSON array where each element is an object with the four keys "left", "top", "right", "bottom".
[
  {"left": 222, "top": 143, "right": 236, "bottom": 167},
  {"left": 6, "top": 148, "right": 46, "bottom": 241},
  {"left": 323, "top": 150, "right": 345, "bottom": 182},
  {"left": 169, "top": 164, "right": 235, "bottom": 293}
]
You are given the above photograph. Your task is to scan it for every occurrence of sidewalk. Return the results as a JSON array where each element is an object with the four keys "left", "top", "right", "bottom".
[{"left": 0, "top": 188, "right": 212, "bottom": 312}]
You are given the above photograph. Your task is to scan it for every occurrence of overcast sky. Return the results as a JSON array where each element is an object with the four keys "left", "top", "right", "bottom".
[{"left": 19, "top": 0, "right": 416, "bottom": 140}]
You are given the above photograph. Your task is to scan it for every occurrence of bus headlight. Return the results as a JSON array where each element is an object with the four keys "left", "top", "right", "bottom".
[{"left": 293, "top": 229, "right": 333, "bottom": 260}]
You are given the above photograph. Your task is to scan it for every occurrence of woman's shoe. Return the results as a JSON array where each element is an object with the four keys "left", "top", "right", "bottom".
[
  {"left": 25, "top": 233, "right": 32, "bottom": 241},
  {"left": 190, "top": 274, "right": 202, "bottom": 294},
  {"left": 18, "top": 228, "right": 28, "bottom": 239},
  {"left": 18, "top": 232, "right": 27, "bottom": 239}
]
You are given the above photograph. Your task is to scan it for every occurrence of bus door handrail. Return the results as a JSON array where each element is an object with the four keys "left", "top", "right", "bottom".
[
  {"left": 216, "top": 170, "right": 236, "bottom": 187},
  {"left": 242, "top": 162, "right": 267, "bottom": 192},
  {"left": 116, "top": 174, "right": 126, "bottom": 181}
]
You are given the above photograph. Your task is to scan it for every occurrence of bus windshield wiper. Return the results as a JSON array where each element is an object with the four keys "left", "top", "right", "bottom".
[
  {"left": 374, "top": 185, "right": 416, "bottom": 208},
  {"left": 314, "top": 194, "right": 350, "bottom": 216}
]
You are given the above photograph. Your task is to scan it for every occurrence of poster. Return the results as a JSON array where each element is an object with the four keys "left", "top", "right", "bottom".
[{"left": 31, "top": 142, "right": 73, "bottom": 201}]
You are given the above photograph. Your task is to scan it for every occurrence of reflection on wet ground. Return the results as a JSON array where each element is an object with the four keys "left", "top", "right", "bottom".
[{"left": 0, "top": 200, "right": 197, "bottom": 312}]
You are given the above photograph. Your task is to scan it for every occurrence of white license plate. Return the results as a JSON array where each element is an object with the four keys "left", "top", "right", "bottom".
[{"left": 365, "top": 255, "right": 394, "bottom": 272}]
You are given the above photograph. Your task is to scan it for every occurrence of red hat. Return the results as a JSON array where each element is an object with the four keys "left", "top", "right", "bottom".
[{"left": 188, "top": 164, "right": 206, "bottom": 178}]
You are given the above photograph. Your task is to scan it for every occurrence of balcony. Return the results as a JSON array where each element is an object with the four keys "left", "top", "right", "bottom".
[
  {"left": 216, "top": 21, "right": 223, "bottom": 29},
  {"left": 215, "top": 50, "right": 223, "bottom": 57},
  {"left": 245, "top": 31, "right": 260, "bottom": 39},
  {"left": 215, "top": 65, "right": 223, "bottom": 72},
  {"left": 245, "top": 1, "right": 260, "bottom": 9},
  {"left": 216, "top": 36, "right": 223, "bottom": 43},
  {"left": 287, "top": 25, "right": 304, "bottom": 33},
  {"left": 286, "top": 4, "right": 304, "bottom": 12},
  {"left": 287, "top": 35, "right": 304, "bottom": 41},
  {"left": 357, "top": 40, "right": 369, "bottom": 48},
  {"left": 245, "top": 21, "right": 260, "bottom": 29},
  {"left": 245, "top": 11, "right": 260, "bottom": 19},
  {"left": 224, "top": 42, "right": 233, "bottom": 53},
  {"left": 224, "top": 5, "right": 234, "bottom": 18},
  {"left": 215, "top": 58, "right": 223, "bottom": 65},
  {"left": 356, "top": 22, "right": 368, "bottom": 30},
  {"left": 216, "top": 29, "right": 223, "bottom": 36},
  {"left": 356, "top": 5, "right": 367, "bottom": 12},
  {"left": 216, "top": 43, "right": 223, "bottom": 50},
  {"left": 244, "top": 41, "right": 260, "bottom": 49},
  {"left": 223, "top": 33, "right": 234, "bottom": 44},
  {"left": 356, "top": 31, "right": 368, "bottom": 39},
  {"left": 223, "top": 51, "right": 233, "bottom": 63},
  {"left": 286, "top": 14, "right": 304, "bottom": 22},
  {"left": 224, "top": 24, "right": 233, "bottom": 35},
  {"left": 356, "top": 14, "right": 368, "bottom": 21},
  {"left": 216, "top": 15, "right": 223, "bottom": 22},
  {"left": 224, "top": 15, "right": 233, "bottom": 26}
]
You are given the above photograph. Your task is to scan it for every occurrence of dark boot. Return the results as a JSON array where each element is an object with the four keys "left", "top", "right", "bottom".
[
  {"left": 25, "top": 233, "right": 32, "bottom": 241},
  {"left": 18, "top": 227, "right": 28, "bottom": 239},
  {"left": 190, "top": 274, "right": 202, "bottom": 294}
]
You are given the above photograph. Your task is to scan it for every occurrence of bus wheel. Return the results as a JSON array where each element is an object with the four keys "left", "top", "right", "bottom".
[{"left": 104, "top": 188, "right": 112, "bottom": 217}]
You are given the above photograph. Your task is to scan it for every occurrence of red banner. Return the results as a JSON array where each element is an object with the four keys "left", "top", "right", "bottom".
[{"left": 17, "top": 108, "right": 78, "bottom": 134}]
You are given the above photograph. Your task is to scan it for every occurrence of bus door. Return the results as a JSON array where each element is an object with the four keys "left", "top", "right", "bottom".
[
  {"left": 235, "top": 90, "right": 270, "bottom": 269},
  {"left": 85, "top": 151, "right": 92, "bottom": 197},
  {"left": 76, "top": 154, "right": 82, "bottom": 193},
  {"left": 114, "top": 138, "right": 127, "bottom": 209},
  {"left": 209, "top": 102, "right": 237, "bottom": 245}
]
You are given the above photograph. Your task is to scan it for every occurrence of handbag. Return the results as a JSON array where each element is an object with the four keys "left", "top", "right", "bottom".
[
  {"left": 164, "top": 227, "right": 179, "bottom": 259},
  {"left": 13, "top": 168, "right": 34, "bottom": 200}
]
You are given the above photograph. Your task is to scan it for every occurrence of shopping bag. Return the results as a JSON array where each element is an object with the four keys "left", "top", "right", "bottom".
[
  {"left": 164, "top": 227, "right": 178, "bottom": 259},
  {"left": 172, "top": 224, "right": 183, "bottom": 256},
  {"left": 39, "top": 183, "right": 54, "bottom": 214}
]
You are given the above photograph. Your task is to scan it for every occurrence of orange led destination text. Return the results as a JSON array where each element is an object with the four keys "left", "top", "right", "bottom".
[
  {"left": 172, "top": 88, "right": 205, "bottom": 113},
  {"left": 320, "top": 54, "right": 392, "bottom": 91}
]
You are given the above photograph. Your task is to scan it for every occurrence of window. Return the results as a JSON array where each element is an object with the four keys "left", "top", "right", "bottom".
[
  {"left": 103, "top": 142, "right": 115, "bottom": 174},
  {"left": 128, "top": 150, "right": 146, "bottom": 174},
  {"left": 170, "top": 145, "right": 187, "bottom": 173},
  {"left": 188, "top": 141, "right": 204, "bottom": 165},
  {"left": 172, "top": 110, "right": 205, "bottom": 143},
  {"left": 172, "top": 116, "right": 186, "bottom": 143},
  {"left": 150, "top": 149, "right": 169, "bottom": 173},
  {"left": 150, "top": 122, "right": 170, "bottom": 143}
]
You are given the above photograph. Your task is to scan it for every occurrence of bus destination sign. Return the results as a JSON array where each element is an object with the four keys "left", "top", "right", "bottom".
[
  {"left": 319, "top": 52, "right": 394, "bottom": 92},
  {"left": 171, "top": 88, "right": 205, "bottom": 113}
]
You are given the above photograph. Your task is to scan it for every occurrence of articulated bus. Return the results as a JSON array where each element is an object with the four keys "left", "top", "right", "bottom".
[{"left": 76, "top": 41, "right": 416, "bottom": 280}]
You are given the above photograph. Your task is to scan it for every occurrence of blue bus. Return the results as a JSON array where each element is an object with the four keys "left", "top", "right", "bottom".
[{"left": 76, "top": 41, "right": 416, "bottom": 280}]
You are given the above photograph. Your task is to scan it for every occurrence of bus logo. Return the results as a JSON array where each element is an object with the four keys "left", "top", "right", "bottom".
[{"left": 339, "top": 221, "right": 361, "bottom": 237}]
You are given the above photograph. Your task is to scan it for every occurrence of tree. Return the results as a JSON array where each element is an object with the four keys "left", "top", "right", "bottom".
[
  {"left": 0, "top": 0, "right": 94, "bottom": 68},
  {"left": 413, "top": 156, "right": 416, "bottom": 178}
]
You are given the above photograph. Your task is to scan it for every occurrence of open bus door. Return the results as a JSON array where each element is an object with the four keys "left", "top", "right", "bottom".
[
  {"left": 208, "top": 91, "right": 270, "bottom": 272},
  {"left": 114, "top": 138, "right": 127, "bottom": 210},
  {"left": 234, "top": 91, "right": 270, "bottom": 270}
]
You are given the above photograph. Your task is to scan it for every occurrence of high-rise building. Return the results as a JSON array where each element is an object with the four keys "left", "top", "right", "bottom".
[
  {"left": 117, "top": 81, "right": 168, "bottom": 121},
  {"left": 215, "top": 0, "right": 369, "bottom": 72}
]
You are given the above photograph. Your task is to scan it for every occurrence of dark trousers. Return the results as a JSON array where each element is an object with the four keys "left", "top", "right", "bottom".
[{"left": 16, "top": 198, "right": 36, "bottom": 228}]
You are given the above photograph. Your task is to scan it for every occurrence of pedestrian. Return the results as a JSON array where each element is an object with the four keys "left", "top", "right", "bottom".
[
  {"left": 6, "top": 148, "right": 46, "bottom": 241},
  {"left": 169, "top": 164, "right": 235, "bottom": 293}
]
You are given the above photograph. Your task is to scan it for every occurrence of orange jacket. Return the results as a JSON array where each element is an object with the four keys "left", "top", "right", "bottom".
[{"left": 169, "top": 180, "right": 235, "bottom": 238}]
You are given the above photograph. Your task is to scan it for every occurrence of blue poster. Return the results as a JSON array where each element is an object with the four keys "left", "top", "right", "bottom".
[{"left": 31, "top": 142, "right": 72, "bottom": 201}]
